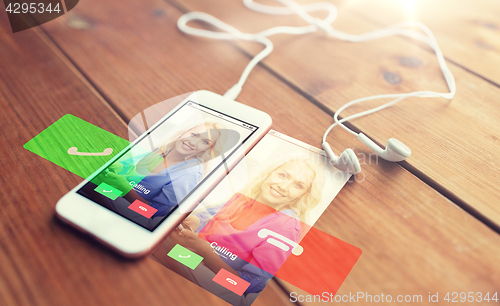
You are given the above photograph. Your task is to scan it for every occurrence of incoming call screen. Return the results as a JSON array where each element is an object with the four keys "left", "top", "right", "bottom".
[{"left": 77, "top": 101, "right": 257, "bottom": 231}]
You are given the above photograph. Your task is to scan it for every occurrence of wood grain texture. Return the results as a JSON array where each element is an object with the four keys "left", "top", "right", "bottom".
[
  {"left": 170, "top": 0, "right": 500, "bottom": 230},
  {"left": 33, "top": 0, "right": 500, "bottom": 304},
  {"left": 0, "top": 9, "right": 275, "bottom": 306},
  {"left": 341, "top": 0, "right": 500, "bottom": 86}
]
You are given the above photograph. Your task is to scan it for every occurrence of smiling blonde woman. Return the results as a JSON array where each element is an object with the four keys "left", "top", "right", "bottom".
[
  {"left": 168, "top": 157, "right": 326, "bottom": 294},
  {"left": 101, "top": 121, "right": 229, "bottom": 218}
]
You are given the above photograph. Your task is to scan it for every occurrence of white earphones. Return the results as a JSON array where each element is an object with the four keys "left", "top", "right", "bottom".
[
  {"left": 322, "top": 143, "right": 361, "bottom": 174},
  {"left": 357, "top": 134, "right": 411, "bottom": 162},
  {"left": 177, "top": 0, "right": 456, "bottom": 175},
  {"left": 321, "top": 133, "right": 412, "bottom": 174}
]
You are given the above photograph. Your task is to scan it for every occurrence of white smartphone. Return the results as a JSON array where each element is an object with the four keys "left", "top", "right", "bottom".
[{"left": 56, "top": 90, "right": 272, "bottom": 258}]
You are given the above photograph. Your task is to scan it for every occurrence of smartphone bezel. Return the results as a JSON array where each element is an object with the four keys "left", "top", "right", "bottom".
[{"left": 55, "top": 90, "right": 272, "bottom": 258}]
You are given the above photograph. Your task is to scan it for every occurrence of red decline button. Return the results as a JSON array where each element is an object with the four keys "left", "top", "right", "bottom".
[
  {"left": 212, "top": 268, "right": 250, "bottom": 296},
  {"left": 128, "top": 200, "right": 157, "bottom": 218},
  {"left": 275, "top": 226, "right": 362, "bottom": 296}
]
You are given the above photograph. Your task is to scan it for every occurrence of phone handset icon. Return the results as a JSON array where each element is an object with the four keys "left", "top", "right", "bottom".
[
  {"left": 257, "top": 229, "right": 303, "bottom": 256},
  {"left": 67, "top": 147, "right": 113, "bottom": 156},
  {"left": 226, "top": 278, "right": 237, "bottom": 285}
]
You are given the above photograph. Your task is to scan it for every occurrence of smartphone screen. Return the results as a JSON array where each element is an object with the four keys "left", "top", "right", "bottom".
[{"left": 76, "top": 101, "right": 258, "bottom": 231}]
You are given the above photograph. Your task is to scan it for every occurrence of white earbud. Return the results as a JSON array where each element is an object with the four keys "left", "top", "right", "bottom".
[
  {"left": 322, "top": 142, "right": 361, "bottom": 174},
  {"left": 357, "top": 133, "right": 411, "bottom": 162}
]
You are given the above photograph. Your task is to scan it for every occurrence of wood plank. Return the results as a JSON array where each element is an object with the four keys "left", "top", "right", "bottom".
[
  {"left": 0, "top": 9, "right": 239, "bottom": 306},
  {"left": 169, "top": 0, "right": 500, "bottom": 230},
  {"left": 339, "top": 0, "right": 500, "bottom": 86},
  {"left": 38, "top": 0, "right": 500, "bottom": 301}
]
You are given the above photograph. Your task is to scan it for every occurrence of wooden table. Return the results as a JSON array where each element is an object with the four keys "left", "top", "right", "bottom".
[{"left": 1, "top": 0, "right": 499, "bottom": 305}]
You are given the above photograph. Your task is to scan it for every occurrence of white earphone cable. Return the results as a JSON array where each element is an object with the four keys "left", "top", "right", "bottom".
[{"left": 177, "top": 0, "right": 455, "bottom": 147}]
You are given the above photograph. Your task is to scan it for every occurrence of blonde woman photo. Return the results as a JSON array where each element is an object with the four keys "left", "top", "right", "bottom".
[
  {"left": 98, "top": 120, "right": 234, "bottom": 218},
  {"left": 156, "top": 157, "right": 326, "bottom": 295}
]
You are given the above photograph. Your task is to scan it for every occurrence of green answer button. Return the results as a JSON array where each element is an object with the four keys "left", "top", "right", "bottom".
[
  {"left": 95, "top": 182, "right": 123, "bottom": 200},
  {"left": 168, "top": 244, "right": 203, "bottom": 270}
]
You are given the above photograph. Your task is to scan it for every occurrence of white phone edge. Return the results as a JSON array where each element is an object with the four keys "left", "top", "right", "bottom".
[{"left": 55, "top": 90, "right": 272, "bottom": 258}]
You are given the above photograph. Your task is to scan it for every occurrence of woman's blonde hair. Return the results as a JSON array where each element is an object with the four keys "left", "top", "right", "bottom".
[
  {"left": 218, "top": 157, "right": 325, "bottom": 224},
  {"left": 137, "top": 121, "right": 228, "bottom": 174},
  {"left": 159, "top": 121, "right": 227, "bottom": 163}
]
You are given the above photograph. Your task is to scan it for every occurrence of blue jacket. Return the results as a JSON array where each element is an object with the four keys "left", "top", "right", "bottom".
[{"left": 120, "top": 155, "right": 203, "bottom": 217}]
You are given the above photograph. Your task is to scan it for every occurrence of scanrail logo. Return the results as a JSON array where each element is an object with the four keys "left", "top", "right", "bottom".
[{"left": 3, "top": 0, "right": 79, "bottom": 33}]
